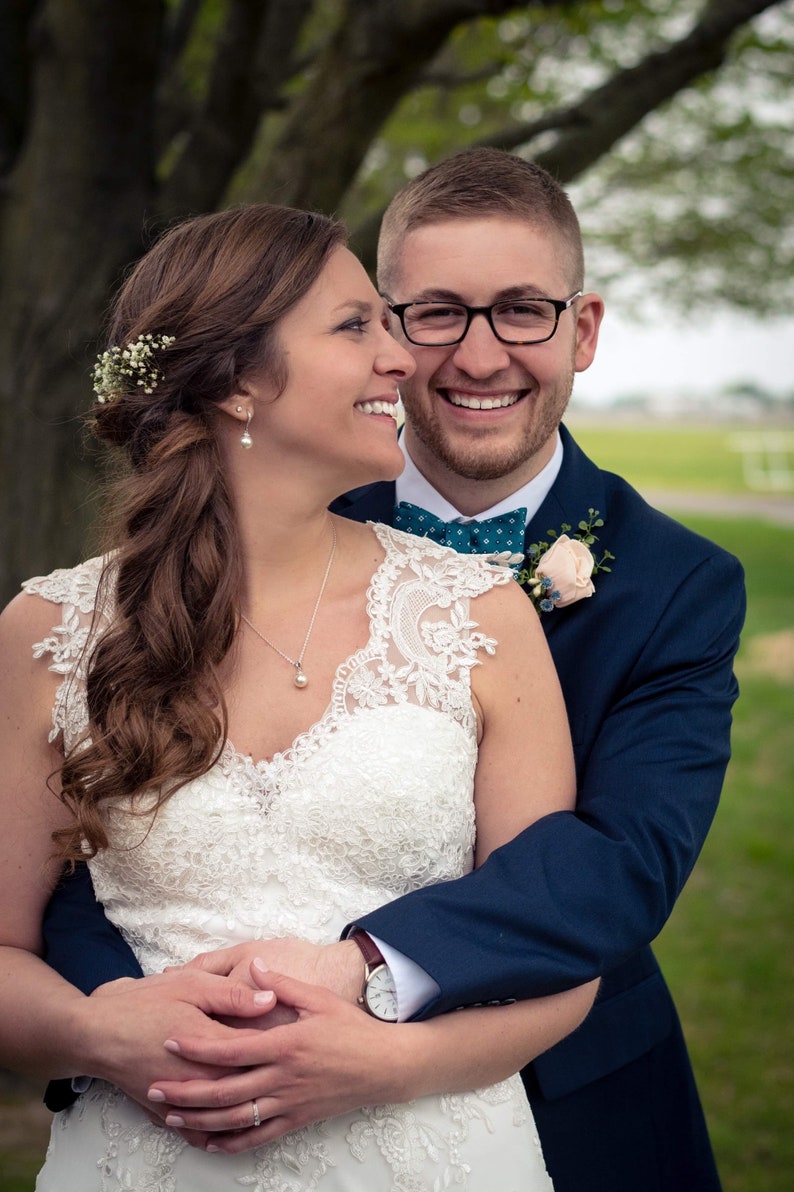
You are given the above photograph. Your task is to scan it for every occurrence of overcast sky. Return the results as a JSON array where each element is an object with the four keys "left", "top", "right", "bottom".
[{"left": 573, "top": 309, "right": 794, "bottom": 407}]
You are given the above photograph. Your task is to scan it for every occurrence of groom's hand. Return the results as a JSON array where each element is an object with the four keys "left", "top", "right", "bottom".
[{"left": 185, "top": 937, "right": 362, "bottom": 1010}]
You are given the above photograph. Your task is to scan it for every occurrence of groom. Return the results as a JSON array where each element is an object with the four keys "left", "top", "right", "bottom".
[{"left": 43, "top": 150, "right": 744, "bottom": 1191}]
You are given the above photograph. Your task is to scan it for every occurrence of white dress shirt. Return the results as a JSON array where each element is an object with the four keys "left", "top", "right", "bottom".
[{"left": 396, "top": 431, "right": 563, "bottom": 526}]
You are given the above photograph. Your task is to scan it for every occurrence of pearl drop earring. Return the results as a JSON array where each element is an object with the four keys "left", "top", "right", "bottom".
[{"left": 240, "top": 409, "right": 253, "bottom": 449}]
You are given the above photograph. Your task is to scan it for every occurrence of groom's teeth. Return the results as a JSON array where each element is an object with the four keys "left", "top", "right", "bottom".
[
  {"left": 356, "top": 401, "right": 397, "bottom": 418},
  {"left": 448, "top": 393, "right": 519, "bottom": 409}
]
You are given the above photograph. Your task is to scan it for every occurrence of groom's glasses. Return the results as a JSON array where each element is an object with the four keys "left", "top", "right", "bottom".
[{"left": 386, "top": 292, "right": 582, "bottom": 347}]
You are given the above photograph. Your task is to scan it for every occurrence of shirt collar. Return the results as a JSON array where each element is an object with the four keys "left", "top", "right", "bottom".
[{"left": 396, "top": 431, "right": 563, "bottom": 526}]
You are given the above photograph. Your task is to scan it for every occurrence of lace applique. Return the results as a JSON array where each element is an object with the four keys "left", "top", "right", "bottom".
[
  {"left": 240, "top": 1123, "right": 335, "bottom": 1190},
  {"left": 23, "top": 556, "right": 108, "bottom": 749},
  {"left": 23, "top": 556, "right": 107, "bottom": 617},
  {"left": 54, "top": 1082, "right": 531, "bottom": 1192},
  {"left": 56, "top": 1081, "right": 188, "bottom": 1191},
  {"left": 346, "top": 1078, "right": 530, "bottom": 1190},
  {"left": 80, "top": 527, "right": 512, "bottom": 972},
  {"left": 32, "top": 528, "right": 552, "bottom": 1191}
]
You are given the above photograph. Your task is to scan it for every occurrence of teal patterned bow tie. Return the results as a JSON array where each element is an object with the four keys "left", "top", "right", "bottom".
[{"left": 393, "top": 501, "right": 528, "bottom": 556}]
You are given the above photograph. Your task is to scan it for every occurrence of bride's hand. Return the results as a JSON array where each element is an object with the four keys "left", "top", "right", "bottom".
[
  {"left": 82, "top": 968, "right": 278, "bottom": 1120},
  {"left": 147, "top": 968, "right": 410, "bottom": 1153}
]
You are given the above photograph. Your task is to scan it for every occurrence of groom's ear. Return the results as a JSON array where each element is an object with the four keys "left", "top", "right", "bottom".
[{"left": 574, "top": 293, "right": 604, "bottom": 373}]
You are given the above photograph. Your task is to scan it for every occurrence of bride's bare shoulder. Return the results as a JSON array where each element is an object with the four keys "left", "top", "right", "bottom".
[{"left": 0, "top": 585, "right": 63, "bottom": 646}]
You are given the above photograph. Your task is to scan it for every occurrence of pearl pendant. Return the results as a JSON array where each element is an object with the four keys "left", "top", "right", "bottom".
[
  {"left": 240, "top": 431, "right": 253, "bottom": 449},
  {"left": 294, "top": 669, "right": 309, "bottom": 689}
]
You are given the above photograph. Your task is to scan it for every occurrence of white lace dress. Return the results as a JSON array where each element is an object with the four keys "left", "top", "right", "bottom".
[{"left": 28, "top": 523, "right": 553, "bottom": 1192}]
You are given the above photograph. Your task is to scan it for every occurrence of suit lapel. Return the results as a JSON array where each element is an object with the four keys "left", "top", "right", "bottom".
[
  {"left": 525, "top": 425, "right": 607, "bottom": 545},
  {"left": 523, "top": 426, "right": 609, "bottom": 636},
  {"left": 331, "top": 479, "right": 397, "bottom": 526}
]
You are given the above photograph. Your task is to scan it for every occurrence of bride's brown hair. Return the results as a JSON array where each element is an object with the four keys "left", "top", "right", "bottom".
[{"left": 57, "top": 205, "right": 346, "bottom": 859}]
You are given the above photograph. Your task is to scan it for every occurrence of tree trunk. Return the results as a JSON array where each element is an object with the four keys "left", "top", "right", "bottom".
[{"left": 0, "top": 0, "right": 162, "bottom": 600}]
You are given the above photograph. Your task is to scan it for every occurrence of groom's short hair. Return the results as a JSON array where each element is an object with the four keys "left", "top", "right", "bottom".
[{"left": 377, "top": 147, "right": 585, "bottom": 293}]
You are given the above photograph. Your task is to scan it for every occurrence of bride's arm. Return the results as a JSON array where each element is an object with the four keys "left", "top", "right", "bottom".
[
  {"left": 0, "top": 593, "right": 286, "bottom": 1107},
  {"left": 146, "top": 578, "right": 598, "bottom": 1149},
  {"left": 0, "top": 592, "right": 102, "bottom": 1081}
]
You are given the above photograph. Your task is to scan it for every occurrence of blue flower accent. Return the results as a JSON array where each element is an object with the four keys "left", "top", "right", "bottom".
[
  {"left": 540, "top": 576, "right": 553, "bottom": 590},
  {"left": 540, "top": 597, "right": 555, "bottom": 612}
]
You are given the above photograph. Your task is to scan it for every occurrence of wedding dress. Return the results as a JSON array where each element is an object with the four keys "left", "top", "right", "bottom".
[{"left": 29, "top": 523, "right": 553, "bottom": 1191}]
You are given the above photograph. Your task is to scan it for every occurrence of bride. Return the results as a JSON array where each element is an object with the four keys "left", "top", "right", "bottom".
[{"left": 0, "top": 203, "right": 595, "bottom": 1190}]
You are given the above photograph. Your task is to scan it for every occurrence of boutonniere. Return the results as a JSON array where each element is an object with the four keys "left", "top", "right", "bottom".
[{"left": 517, "top": 509, "right": 615, "bottom": 614}]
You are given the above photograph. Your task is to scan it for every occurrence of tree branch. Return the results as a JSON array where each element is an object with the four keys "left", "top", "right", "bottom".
[
  {"left": 157, "top": 0, "right": 314, "bottom": 219},
  {"left": 161, "top": 0, "right": 203, "bottom": 74},
  {"left": 252, "top": 0, "right": 550, "bottom": 210},
  {"left": 420, "top": 62, "right": 499, "bottom": 89},
  {"left": 349, "top": 0, "right": 784, "bottom": 270},
  {"left": 490, "top": 0, "right": 786, "bottom": 181}
]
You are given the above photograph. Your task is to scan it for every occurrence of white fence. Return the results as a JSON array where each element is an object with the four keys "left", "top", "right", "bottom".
[{"left": 728, "top": 432, "right": 794, "bottom": 492}]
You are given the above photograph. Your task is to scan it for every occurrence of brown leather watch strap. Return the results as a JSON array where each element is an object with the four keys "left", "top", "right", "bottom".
[{"left": 349, "top": 929, "right": 384, "bottom": 969}]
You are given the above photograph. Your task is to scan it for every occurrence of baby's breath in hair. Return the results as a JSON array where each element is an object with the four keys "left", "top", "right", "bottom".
[{"left": 93, "top": 333, "right": 176, "bottom": 404}]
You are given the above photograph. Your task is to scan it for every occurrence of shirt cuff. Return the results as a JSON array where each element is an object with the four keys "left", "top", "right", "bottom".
[{"left": 367, "top": 934, "right": 440, "bottom": 1021}]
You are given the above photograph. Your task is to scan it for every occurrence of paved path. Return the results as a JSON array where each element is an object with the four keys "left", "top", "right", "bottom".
[{"left": 642, "top": 490, "right": 794, "bottom": 527}]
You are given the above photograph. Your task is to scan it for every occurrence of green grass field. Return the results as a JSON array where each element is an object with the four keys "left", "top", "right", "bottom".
[
  {"left": 1, "top": 422, "right": 792, "bottom": 1191},
  {"left": 651, "top": 514, "right": 794, "bottom": 1192},
  {"left": 569, "top": 418, "right": 794, "bottom": 495},
  {"left": 573, "top": 421, "right": 794, "bottom": 1192}
]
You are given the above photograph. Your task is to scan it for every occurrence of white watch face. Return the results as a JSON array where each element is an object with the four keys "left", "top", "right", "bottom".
[{"left": 365, "top": 964, "right": 398, "bottom": 1021}]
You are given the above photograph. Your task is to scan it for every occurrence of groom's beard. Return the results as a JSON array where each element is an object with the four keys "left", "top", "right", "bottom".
[{"left": 400, "top": 362, "right": 575, "bottom": 483}]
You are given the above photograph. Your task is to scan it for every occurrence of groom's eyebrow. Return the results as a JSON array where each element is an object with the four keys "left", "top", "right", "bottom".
[{"left": 494, "top": 284, "right": 553, "bottom": 301}]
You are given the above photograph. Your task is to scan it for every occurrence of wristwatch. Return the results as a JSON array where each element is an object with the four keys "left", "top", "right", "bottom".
[{"left": 350, "top": 930, "right": 399, "bottom": 1022}]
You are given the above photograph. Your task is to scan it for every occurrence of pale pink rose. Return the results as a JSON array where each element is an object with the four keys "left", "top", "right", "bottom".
[{"left": 535, "top": 534, "right": 595, "bottom": 607}]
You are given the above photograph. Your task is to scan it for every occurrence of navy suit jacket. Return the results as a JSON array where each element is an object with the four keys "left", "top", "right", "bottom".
[
  {"left": 333, "top": 424, "right": 745, "bottom": 1100},
  {"left": 42, "top": 425, "right": 744, "bottom": 1118}
]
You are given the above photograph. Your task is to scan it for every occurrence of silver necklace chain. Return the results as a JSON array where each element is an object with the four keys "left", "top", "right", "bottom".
[{"left": 241, "top": 522, "right": 337, "bottom": 689}]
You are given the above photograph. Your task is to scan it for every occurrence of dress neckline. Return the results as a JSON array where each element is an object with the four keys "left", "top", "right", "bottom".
[{"left": 224, "top": 522, "right": 394, "bottom": 772}]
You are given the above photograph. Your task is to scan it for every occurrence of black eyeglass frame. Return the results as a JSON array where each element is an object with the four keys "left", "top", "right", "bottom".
[{"left": 386, "top": 291, "right": 583, "bottom": 347}]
